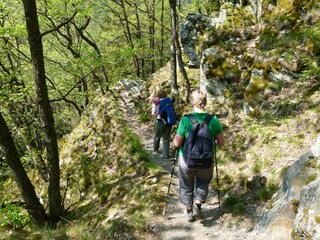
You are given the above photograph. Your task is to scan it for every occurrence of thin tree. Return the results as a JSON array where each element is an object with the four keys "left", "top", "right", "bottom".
[
  {"left": 22, "top": 0, "right": 63, "bottom": 223},
  {"left": 0, "top": 112, "right": 47, "bottom": 226},
  {"left": 111, "top": 0, "right": 141, "bottom": 77},
  {"left": 169, "top": 0, "right": 178, "bottom": 93},
  {"left": 169, "top": 0, "right": 190, "bottom": 101},
  {"left": 160, "top": 0, "right": 165, "bottom": 67},
  {"left": 143, "top": 0, "right": 156, "bottom": 74}
]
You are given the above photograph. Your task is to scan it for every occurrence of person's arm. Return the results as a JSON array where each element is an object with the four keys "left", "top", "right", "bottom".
[
  {"left": 216, "top": 133, "right": 225, "bottom": 148},
  {"left": 151, "top": 104, "right": 159, "bottom": 117},
  {"left": 174, "top": 134, "right": 185, "bottom": 148}
]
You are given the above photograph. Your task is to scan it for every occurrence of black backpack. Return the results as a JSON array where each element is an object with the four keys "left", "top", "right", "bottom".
[{"left": 183, "top": 113, "right": 214, "bottom": 168}]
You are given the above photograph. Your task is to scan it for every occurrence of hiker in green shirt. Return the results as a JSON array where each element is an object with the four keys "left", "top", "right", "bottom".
[{"left": 174, "top": 89, "right": 225, "bottom": 222}]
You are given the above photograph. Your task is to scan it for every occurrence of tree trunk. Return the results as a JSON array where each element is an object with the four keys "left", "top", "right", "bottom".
[
  {"left": 22, "top": 0, "right": 63, "bottom": 224},
  {"left": 0, "top": 112, "right": 47, "bottom": 226},
  {"left": 169, "top": 0, "right": 178, "bottom": 93},
  {"left": 133, "top": 0, "right": 145, "bottom": 78},
  {"left": 169, "top": 0, "right": 190, "bottom": 101},
  {"left": 72, "top": 17, "right": 109, "bottom": 94},
  {"left": 174, "top": 25, "right": 190, "bottom": 102},
  {"left": 118, "top": 0, "right": 141, "bottom": 77},
  {"left": 160, "top": 0, "right": 165, "bottom": 67},
  {"left": 148, "top": 0, "right": 155, "bottom": 74}
]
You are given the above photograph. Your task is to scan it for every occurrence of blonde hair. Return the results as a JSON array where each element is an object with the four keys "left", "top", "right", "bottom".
[{"left": 190, "top": 89, "right": 206, "bottom": 109}]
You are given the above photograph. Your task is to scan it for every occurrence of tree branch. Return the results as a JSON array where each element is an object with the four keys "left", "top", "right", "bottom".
[{"left": 41, "top": 11, "right": 78, "bottom": 37}]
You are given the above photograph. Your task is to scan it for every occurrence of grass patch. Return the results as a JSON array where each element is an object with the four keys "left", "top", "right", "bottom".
[
  {"left": 306, "top": 173, "right": 318, "bottom": 184},
  {"left": 223, "top": 194, "right": 246, "bottom": 215},
  {"left": 134, "top": 99, "right": 152, "bottom": 123},
  {"left": 253, "top": 162, "right": 263, "bottom": 174},
  {"left": 254, "top": 183, "right": 278, "bottom": 202}
]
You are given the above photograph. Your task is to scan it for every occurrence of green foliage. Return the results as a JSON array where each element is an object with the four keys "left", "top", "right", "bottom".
[
  {"left": 302, "top": 28, "right": 320, "bottom": 55},
  {"left": 224, "top": 194, "right": 246, "bottom": 214},
  {"left": 254, "top": 183, "right": 278, "bottom": 202},
  {"left": 267, "top": 80, "right": 285, "bottom": 92},
  {"left": 0, "top": 202, "right": 30, "bottom": 229},
  {"left": 306, "top": 173, "right": 318, "bottom": 184},
  {"left": 123, "top": 127, "right": 144, "bottom": 155},
  {"left": 305, "top": 156, "right": 320, "bottom": 169},
  {"left": 259, "top": 29, "right": 277, "bottom": 50},
  {"left": 300, "top": 52, "right": 320, "bottom": 79},
  {"left": 134, "top": 98, "right": 152, "bottom": 123},
  {"left": 187, "top": 0, "right": 220, "bottom": 15},
  {"left": 253, "top": 162, "right": 262, "bottom": 173}
]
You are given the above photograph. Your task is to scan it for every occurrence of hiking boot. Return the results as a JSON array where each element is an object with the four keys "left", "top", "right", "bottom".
[
  {"left": 194, "top": 206, "right": 204, "bottom": 219},
  {"left": 185, "top": 210, "right": 195, "bottom": 222}
]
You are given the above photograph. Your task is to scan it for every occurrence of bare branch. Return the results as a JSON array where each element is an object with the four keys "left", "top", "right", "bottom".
[{"left": 41, "top": 11, "right": 78, "bottom": 37}]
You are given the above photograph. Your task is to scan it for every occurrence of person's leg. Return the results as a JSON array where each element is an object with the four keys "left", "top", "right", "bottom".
[
  {"left": 194, "top": 167, "right": 213, "bottom": 203},
  {"left": 193, "top": 167, "right": 213, "bottom": 219},
  {"left": 162, "top": 125, "right": 172, "bottom": 158},
  {"left": 178, "top": 157, "right": 196, "bottom": 222},
  {"left": 153, "top": 121, "right": 163, "bottom": 152}
]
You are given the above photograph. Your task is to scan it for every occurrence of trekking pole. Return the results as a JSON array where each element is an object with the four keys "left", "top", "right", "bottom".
[
  {"left": 163, "top": 148, "right": 178, "bottom": 216},
  {"left": 214, "top": 143, "right": 222, "bottom": 213}
]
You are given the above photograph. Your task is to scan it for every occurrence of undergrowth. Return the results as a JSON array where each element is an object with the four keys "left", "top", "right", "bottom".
[{"left": 0, "top": 93, "right": 167, "bottom": 239}]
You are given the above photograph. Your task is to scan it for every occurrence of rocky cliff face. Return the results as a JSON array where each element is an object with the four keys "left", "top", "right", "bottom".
[{"left": 180, "top": 1, "right": 319, "bottom": 113}]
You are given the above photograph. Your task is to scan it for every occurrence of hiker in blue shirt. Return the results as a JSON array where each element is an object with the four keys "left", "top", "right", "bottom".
[
  {"left": 174, "top": 89, "right": 225, "bottom": 222},
  {"left": 152, "top": 89, "right": 172, "bottom": 159}
]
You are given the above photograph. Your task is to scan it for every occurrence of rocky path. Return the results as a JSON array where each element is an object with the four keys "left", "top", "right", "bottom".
[{"left": 118, "top": 88, "right": 254, "bottom": 240}]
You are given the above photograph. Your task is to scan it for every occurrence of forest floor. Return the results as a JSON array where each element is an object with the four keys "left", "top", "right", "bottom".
[{"left": 118, "top": 89, "right": 256, "bottom": 240}]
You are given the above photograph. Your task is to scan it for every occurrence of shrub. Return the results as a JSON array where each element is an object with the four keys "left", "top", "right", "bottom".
[{"left": 0, "top": 201, "right": 30, "bottom": 229}]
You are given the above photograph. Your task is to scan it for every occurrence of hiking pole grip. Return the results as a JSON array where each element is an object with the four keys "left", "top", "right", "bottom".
[{"left": 163, "top": 148, "right": 178, "bottom": 216}]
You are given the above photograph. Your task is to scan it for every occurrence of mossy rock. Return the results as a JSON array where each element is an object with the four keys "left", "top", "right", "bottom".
[
  {"left": 245, "top": 68, "right": 270, "bottom": 101},
  {"left": 219, "top": 2, "right": 256, "bottom": 31},
  {"left": 209, "top": 61, "right": 241, "bottom": 83},
  {"left": 196, "top": 29, "right": 219, "bottom": 51},
  {"left": 276, "top": 0, "right": 294, "bottom": 13},
  {"left": 278, "top": 51, "right": 303, "bottom": 72},
  {"left": 259, "top": 28, "right": 278, "bottom": 50},
  {"left": 262, "top": 0, "right": 294, "bottom": 23},
  {"left": 276, "top": 11, "right": 300, "bottom": 30}
]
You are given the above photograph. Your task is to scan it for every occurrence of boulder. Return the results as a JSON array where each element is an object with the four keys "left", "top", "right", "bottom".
[{"left": 245, "top": 68, "right": 269, "bottom": 102}]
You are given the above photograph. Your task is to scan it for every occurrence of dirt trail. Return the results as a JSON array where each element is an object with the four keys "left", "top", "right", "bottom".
[{"left": 118, "top": 89, "right": 253, "bottom": 240}]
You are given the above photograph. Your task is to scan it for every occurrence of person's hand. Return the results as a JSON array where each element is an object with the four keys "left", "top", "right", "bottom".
[{"left": 170, "top": 143, "right": 177, "bottom": 150}]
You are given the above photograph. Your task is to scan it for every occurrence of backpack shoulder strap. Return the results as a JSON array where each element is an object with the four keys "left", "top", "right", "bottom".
[
  {"left": 203, "top": 114, "right": 213, "bottom": 125},
  {"left": 186, "top": 114, "right": 198, "bottom": 124}
]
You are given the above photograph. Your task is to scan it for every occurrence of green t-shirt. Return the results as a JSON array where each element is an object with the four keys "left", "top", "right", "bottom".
[{"left": 176, "top": 112, "right": 223, "bottom": 155}]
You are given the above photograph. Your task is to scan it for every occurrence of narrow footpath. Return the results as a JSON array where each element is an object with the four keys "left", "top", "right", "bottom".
[{"left": 118, "top": 88, "right": 253, "bottom": 240}]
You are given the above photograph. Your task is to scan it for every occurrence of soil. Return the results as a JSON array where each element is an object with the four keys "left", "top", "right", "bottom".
[{"left": 118, "top": 90, "right": 256, "bottom": 240}]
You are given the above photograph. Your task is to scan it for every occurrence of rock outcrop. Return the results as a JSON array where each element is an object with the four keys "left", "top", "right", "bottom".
[
  {"left": 247, "top": 137, "right": 320, "bottom": 239},
  {"left": 180, "top": 1, "right": 316, "bottom": 112}
]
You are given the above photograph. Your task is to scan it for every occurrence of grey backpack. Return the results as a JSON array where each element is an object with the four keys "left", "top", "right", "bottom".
[{"left": 183, "top": 114, "right": 214, "bottom": 168}]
